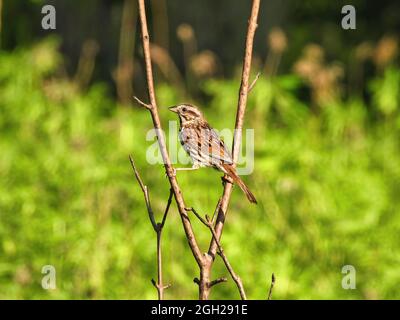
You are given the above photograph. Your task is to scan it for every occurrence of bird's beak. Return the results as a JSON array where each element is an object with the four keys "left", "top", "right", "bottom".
[{"left": 169, "top": 106, "right": 179, "bottom": 113}]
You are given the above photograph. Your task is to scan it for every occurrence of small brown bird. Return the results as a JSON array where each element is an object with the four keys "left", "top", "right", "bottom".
[{"left": 169, "top": 104, "right": 257, "bottom": 204}]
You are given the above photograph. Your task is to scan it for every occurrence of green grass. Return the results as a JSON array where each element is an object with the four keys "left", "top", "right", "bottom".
[{"left": 0, "top": 39, "right": 399, "bottom": 299}]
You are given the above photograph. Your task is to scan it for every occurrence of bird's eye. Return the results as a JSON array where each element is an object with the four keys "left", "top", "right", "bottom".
[{"left": 182, "top": 107, "right": 187, "bottom": 112}]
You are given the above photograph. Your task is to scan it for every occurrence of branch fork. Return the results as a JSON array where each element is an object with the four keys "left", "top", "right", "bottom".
[
  {"left": 133, "top": 96, "right": 152, "bottom": 110},
  {"left": 132, "top": 0, "right": 262, "bottom": 300},
  {"left": 152, "top": 279, "right": 172, "bottom": 290},
  {"left": 129, "top": 155, "right": 172, "bottom": 300},
  {"left": 187, "top": 207, "right": 247, "bottom": 300}
]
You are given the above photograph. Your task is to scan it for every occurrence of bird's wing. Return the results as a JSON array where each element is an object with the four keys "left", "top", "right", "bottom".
[
  {"left": 200, "top": 123, "right": 233, "bottom": 165},
  {"left": 180, "top": 122, "right": 233, "bottom": 165}
]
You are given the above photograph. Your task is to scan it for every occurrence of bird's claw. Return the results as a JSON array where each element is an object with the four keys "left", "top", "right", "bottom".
[{"left": 221, "top": 175, "right": 233, "bottom": 185}]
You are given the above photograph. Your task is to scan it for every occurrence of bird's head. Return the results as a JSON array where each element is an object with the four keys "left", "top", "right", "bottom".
[{"left": 169, "top": 104, "right": 203, "bottom": 122}]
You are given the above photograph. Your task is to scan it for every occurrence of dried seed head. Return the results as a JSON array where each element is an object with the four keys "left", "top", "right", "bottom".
[
  {"left": 268, "top": 27, "right": 287, "bottom": 53},
  {"left": 304, "top": 44, "right": 324, "bottom": 63},
  {"left": 177, "top": 23, "right": 195, "bottom": 42},
  {"left": 373, "top": 35, "right": 398, "bottom": 68},
  {"left": 189, "top": 50, "right": 218, "bottom": 78},
  {"left": 294, "top": 44, "right": 343, "bottom": 105}
]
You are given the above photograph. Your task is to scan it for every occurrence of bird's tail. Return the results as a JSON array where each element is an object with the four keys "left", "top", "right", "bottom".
[{"left": 221, "top": 164, "right": 257, "bottom": 204}]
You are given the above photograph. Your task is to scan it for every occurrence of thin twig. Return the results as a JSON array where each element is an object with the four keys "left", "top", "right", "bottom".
[
  {"left": 129, "top": 155, "right": 157, "bottom": 231},
  {"left": 211, "top": 198, "right": 222, "bottom": 223},
  {"left": 186, "top": 207, "right": 208, "bottom": 225},
  {"left": 267, "top": 273, "right": 276, "bottom": 300},
  {"left": 248, "top": 72, "right": 261, "bottom": 93},
  {"left": 137, "top": 0, "right": 203, "bottom": 265},
  {"left": 210, "top": 277, "right": 228, "bottom": 287},
  {"left": 160, "top": 189, "right": 173, "bottom": 229},
  {"left": 151, "top": 279, "right": 172, "bottom": 290},
  {"left": 188, "top": 207, "right": 247, "bottom": 300},
  {"left": 133, "top": 96, "right": 152, "bottom": 110},
  {"left": 136, "top": 0, "right": 206, "bottom": 299},
  {"left": 208, "top": 0, "right": 260, "bottom": 262},
  {"left": 216, "top": 249, "right": 247, "bottom": 300},
  {"left": 129, "top": 154, "right": 172, "bottom": 300}
]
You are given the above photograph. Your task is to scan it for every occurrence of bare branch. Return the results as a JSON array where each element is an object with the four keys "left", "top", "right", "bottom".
[
  {"left": 136, "top": 0, "right": 261, "bottom": 300},
  {"left": 186, "top": 207, "right": 208, "bottom": 226},
  {"left": 211, "top": 198, "right": 222, "bottom": 223},
  {"left": 188, "top": 208, "right": 247, "bottom": 300},
  {"left": 210, "top": 277, "right": 228, "bottom": 287},
  {"left": 194, "top": 268, "right": 227, "bottom": 289},
  {"left": 137, "top": 0, "right": 203, "bottom": 265},
  {"left": 136, "top": 0, "right": 206, "bottom": 300},
  {"left": 160, "top": 189, "right": 173, "bottom": 229},
  {"left": 268, "top": 273, "right": 276, "bottom": 300},
  {"left": 208, "top": 0, "right": 260, "bottom": 263},
  {"left": 151, "top": 279, "right": 172, "bottom": 290},
  {"left": 133, "top": 96, "right": 152, "bottom": 110},
  {"left": 129, "top": 155, "right": 157, "bottom": 231},
  {"left": 248, "top": 71, "right": 261, "bottom": 93},
  {"left": 216, "top": 250, "right": 247, "bottom": 300},
  {"left": 163, "top": 283, "right": 172, "bottom": 290},
  {"left": 129, "top": 154, "right": 172, "bottom": 300}
]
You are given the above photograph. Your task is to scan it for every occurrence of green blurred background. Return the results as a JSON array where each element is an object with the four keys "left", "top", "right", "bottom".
[{"left": 1, "top": 0, "right": 400, "bottom": 299}]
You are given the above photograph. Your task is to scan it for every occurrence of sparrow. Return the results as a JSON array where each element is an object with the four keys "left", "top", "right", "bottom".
[{"left": 169, "top": 104, "right": 257, "bottom": 204}]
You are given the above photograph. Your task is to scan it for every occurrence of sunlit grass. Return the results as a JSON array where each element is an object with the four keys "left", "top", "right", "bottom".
[{"left": 0, "top": 39, "right": 399, "bottom": 299}]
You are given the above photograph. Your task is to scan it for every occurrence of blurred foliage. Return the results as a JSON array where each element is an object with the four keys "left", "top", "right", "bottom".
[
  {"left": 370, "top": 67, "right": 400, "bottom": 115},
  {"left": 3, "top": 0, "right": 400, "bottom": 87},
  {"left": 1, "top": 38, "right": 400, "bottom": 299}
]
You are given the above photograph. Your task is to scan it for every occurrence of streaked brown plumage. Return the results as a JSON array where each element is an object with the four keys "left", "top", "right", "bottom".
[{"left": 169, "top": 104, "right": 257, "bottom": 204}]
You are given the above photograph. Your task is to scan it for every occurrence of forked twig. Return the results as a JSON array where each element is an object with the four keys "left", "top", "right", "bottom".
[
  {"left": 133, "top": 96, "right": 152, "bottom": 110},
  {"left": 129, "top": 154, "right": 172, "bottom": 299},
  {"left": 187, "top": 207, "right": 247, "bottom": 300},
  {"left": 135, "top": 0, "right": 262, "bottom": 300},
  {"left": 160, "top": 190, "right": 173, "bottom": 229},
  {"left": 211, "top": 198, "right": 222, "bottom": 223},
  {"left": 129, "top": 155, "right": 157, "bottom": 230}
]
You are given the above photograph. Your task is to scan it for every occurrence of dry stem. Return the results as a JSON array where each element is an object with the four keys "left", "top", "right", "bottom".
[
  {"left": 204, "top": 0, "right": 261, "bottom": 300},
  {"left": 134, "top": 0, "right": 261, "bottom": 300},
  {"left": 188, "top": 207, "right": 247, "bottom": 300},
  {"left": 136, "top": 1, "right": 208, "bottom": 300},
  {"left": 268, "top": 273, "right": 276, "bottom": 300},
  {"left": 129, "top": 155, "right": 172, "bottom": 299}
]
